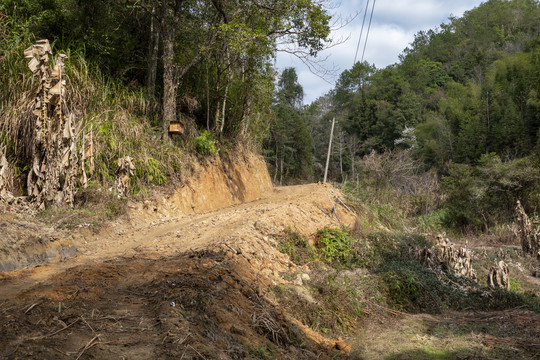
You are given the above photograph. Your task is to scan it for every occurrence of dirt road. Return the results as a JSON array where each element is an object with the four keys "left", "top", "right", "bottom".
[{"left": 0, "top": 183, "right": 356, "bottom": 359}]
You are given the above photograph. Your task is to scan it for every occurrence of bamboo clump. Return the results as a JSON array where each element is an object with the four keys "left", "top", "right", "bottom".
[
  {"left": 514, "top": 200, "right": 540, "bottom": 259},
  {"left": 24, "top": 39, "right": 79, "bottom": 209},
  {"left": 417, "top": 234, "right": 477, "bottom": 280}
]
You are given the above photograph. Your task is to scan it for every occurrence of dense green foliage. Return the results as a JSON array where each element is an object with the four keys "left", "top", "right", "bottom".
[
  {"left": 0, "top": 0, "right": 331, "bottom": 196},
  {"left": 2, "top": 0, "right": 539, "bottom": 231},
  {"left": 264, "top": 68, "right": 313, "bottom": 183},
  {"left": 303, "top": 0, "right": 540, "bottom": 231},
  {"left": 276, "top": 227, "right": 540, "bottom": 329}
]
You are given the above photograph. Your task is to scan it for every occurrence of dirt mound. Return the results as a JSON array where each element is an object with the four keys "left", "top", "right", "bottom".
[
  {"left": 0, "top": 214, "right": 76, "bottom": 272},
  {"left": 0, "top": 251, "right": 343, "bottom": 359},
  {"left": 0, "top": 151, "right": 357, "bottom": 358},
  {"left": 0, "top": 151, "right": 273, "bottom": 273}
]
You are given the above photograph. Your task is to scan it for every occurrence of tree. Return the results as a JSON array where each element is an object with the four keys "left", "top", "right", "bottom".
[{"left": 267, "top": 68, "right": 313, "bottom": 183}]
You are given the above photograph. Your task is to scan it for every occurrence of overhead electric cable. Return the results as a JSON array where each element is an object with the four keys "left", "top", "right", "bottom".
[
  {"left": 360, "top": 0, "right": 376, "bottom": 64},
  {"left": 353, "top": 0, "right": 371, "bottom": 65}
]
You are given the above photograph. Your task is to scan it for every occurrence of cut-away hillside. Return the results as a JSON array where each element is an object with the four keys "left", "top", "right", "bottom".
[{"left": 0, "top": 152, "right": 357, "bottom": 359}]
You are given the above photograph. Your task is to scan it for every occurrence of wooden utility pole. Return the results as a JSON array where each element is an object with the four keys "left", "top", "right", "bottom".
[{"left": 323, "top": 117, "right": 335, "bottom": 184}]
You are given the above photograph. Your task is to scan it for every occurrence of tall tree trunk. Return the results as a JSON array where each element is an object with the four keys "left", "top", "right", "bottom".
[
  {"left": 239, "top": 60, "right": 251, "bottom": 140},
  {"left": 162, "top": 32, "right": 176, "bottom": 140},
  {"left": 339, "top": 131, "right": 343, "bottom": 177},
  {"left": 206, "top": 61, "right": 210, "bottom": 131},
  {"left": 146, "top": 3, "right": 160, "bottom": 100},
  {"left": 273, "top": 144, "right": 278, "bottom": 183},
  {"left": 280, "top": 157, "right": 284, "bottom": 186},
  {"left": 350, "top": 137, "right": 356, "bottom": 182},
  {"left": 219, "top": 68, "right": 233, "bottom": 135},
  {"left": 161, "top": 0, "right": 182, "bottom": 141},
  {"left": 486, "top": 89, "right": 490, "bottom": 135},
  {"left": 240, "top": 94, "right": 251, "bottom": 139}
]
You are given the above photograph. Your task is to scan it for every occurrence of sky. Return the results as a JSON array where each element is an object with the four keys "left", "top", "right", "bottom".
[{"left": 275, "top": 0, "right": 486, "bottom": 104}]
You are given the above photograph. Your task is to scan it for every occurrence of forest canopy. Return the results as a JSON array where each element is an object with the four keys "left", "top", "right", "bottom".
[
  {"left": 300, "top": 0, "right": 540, "bottom": 231},
  {"left": 1, "top": 0, "right": 539, "bottom": 232}
]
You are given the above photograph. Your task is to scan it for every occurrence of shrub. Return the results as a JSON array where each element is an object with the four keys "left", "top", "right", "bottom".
[
  {"left": 441, "top": 155, "right": 540, "bottom": 232},
  {"left": 383, "top": 270, "right": 420, "bottom": 309},
  {"left": 315, "top": 227, "right": 354, "bottom": 265},
  {"left": 276, "top": 227, "right": 317, "bottom": 265},
  {"left": 193, "top": 130, "right": 218, "bottom": 156}
]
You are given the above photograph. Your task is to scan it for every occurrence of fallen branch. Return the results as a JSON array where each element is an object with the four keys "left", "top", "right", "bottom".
[
  {"left": 334, "top": 196, "right": 355, "bottom": 214},
  {"left": 29, "top": 317, "right": 80, "bottom": 340},
  {"left": 187, "top": 345, "right": 207, "bottom": 359},
  {"left": 75, "top": 334, "right": 101, "bottom": 360},
  {"left": 81, "top": 316, "right": 95, "bottom": 333},
  {"left": 326, "top": 193, "right": 341, "bottom": 224},
  {"left": 24, "top": 302, "right": 41, "bottom": 314}
]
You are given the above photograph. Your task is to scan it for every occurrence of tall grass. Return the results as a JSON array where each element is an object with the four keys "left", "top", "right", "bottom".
[
  {"left": 0, "top": 17, "right": 191, "bottom": 198},
  {"left": 64, "top": 54, "right": 188, "bottom": 191}
]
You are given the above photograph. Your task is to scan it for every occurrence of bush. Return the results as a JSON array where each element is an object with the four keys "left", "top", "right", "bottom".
[
  {"left": 193, "top": 130, "right": 218, "bottom": 156},
  {"left": 442, "top": 155, "right": 540, "bottom": 232},
  {"left": 440, "top": 162, "right": 481, "bottom": 230},
  {"left": 315, "top": 227, "right": 354, "bottom": 265},
  {"left": 383, "top": 270, "right": 420, "bottom": 309},
  {"left": 277, "top": 227, "right": 317, "bottom": 265}
]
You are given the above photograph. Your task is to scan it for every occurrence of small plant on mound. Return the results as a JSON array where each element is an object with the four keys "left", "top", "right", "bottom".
[
  {"left": 315, "top": 227, "right": 354, "bottom": 266},
  {"left": 276, "top": 227, "right": 317, "bottom": 265},
  {"left": 248, "top": 343, "right": 274, "bottom": 359},
  {"left": 383, "top": 270, "right": 420, "bottom": 310},
  {"left": 39, "top": 183, "right": 128, "bottom": 229}
]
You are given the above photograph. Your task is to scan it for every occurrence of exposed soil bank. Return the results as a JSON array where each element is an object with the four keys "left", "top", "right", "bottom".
[
  {"left": 130, "top": 151, "right": 273, "bottom": 219},
  {"left": 0, "top": 151, "right": 274, "bottom": 273}
]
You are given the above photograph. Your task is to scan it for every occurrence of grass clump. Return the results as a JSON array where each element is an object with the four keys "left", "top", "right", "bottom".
[
  {"left": 38, "top": 183, "right": 128, "bottom": 229},
  {"left": 276, "top": 227, "right": 317, "bottom": 265},
  {"left": 248, "top": 343, "right": 273, "bottom": 359},
  {"left": 0, "top": 30, "right": 192, "bottom": 215},
  {"left": 275, "top": 226, "right": 540, "bottom": 337}
]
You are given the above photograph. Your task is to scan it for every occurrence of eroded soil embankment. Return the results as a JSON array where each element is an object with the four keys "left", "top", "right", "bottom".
[
  {"left": 0, "top": 151, "right": 273, "bottom": 273},
  {"left": 0, "top": 151, "right": 357, "bottom": 359},
  {"left": 130, "top": 151, "right": 274, "bottom": 219}
]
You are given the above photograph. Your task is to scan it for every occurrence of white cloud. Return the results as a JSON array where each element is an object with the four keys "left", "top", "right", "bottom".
[{"left": 275, "top": 0, "right": 485, "bottom": 104}]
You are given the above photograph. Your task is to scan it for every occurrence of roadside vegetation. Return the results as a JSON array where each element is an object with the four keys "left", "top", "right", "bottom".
[
  {"left": 0, "top": 0, "right": 333, "bottom": 211},
  {"left": 274, "top": 196, "right": 540, "bottom": 358},
  {"left": 303, "top": 0, "right": 540, "bottom": 236}
]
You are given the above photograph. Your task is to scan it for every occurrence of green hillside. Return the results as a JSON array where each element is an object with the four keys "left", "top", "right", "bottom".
[{"left": 307, "top": 0, "right": 540, "bottom": 232}]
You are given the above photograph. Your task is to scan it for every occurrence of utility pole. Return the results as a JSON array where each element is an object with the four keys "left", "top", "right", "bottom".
[{"left": 323, "top": 117, "right": 335, "bottom": 184}]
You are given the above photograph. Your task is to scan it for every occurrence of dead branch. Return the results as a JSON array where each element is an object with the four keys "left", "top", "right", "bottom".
[
  {"left": 24, "top": 302, "right": 42, "bottom": 314},
  {"left": 75, "top": 334, "right": 101, "bottom": 360},
  {"left": 29, "top": 317, "right": 81, "bottom": 340}
]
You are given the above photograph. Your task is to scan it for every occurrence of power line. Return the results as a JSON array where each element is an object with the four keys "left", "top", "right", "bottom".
[
  {"left": 360, "top": 0, "right": 376, "bottom": 64},
  {"left": 353, "top": 0, "right": 371, "bottom": 65}
]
